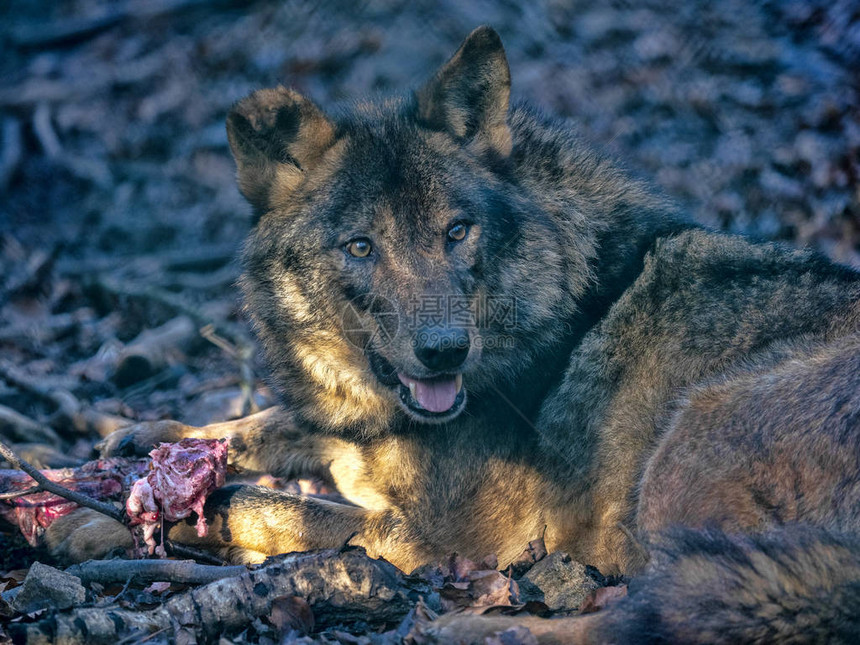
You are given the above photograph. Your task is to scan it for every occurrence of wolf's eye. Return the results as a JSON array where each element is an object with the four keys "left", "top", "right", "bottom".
[
  {"left": 447, "top": 223, "right": 468, "bottom": 242},
  {"left": 345, "top": 238, "right": 372, "bottom": 258}
]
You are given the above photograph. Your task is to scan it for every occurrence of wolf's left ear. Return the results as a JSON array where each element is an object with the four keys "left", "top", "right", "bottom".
[
  {"left": 417, "top": 26, "right": 512, "bottom": 156},
  {"left": 226, "top": 87, "right": 335, "bottom": 213}
]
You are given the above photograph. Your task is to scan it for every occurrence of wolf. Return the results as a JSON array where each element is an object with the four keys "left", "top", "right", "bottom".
[{"left": 49, "top": 27, "right": 860, "bottom": 640}]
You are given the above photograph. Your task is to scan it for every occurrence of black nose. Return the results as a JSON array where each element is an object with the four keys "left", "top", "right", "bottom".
[{"left": 414, "top": 327, "right": 470, "bottom": 371}]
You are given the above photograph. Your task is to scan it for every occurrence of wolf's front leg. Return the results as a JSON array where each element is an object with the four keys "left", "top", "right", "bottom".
[
  {"left": 164, "top": 484, "right": 416, "bottom": 569},
  {"left": 46, "top": 486, "right": 415, "bottom": 568},
  {"left": 98, "top": 407, "right": 334, "bottom": 481},
  {"left": 53, "top": 409, "right": 408, "bottom": 564}
]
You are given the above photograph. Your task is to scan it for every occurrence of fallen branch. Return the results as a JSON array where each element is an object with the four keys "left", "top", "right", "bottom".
[
  {"left": 161, "top": 264, "right": 238, "bottom": 291},
  {"left": 113, "top": 315, "right": 197, "bottom": 387},
  {"left": 0, "top": 46, "right": 163, "bottom": 107},
  {"left": 0, "top": 440, "right": 125, "bottom": 523},
  {"left": 93, "top": 279, "right": 258, "bottom": 406},
  {"left": 0, "top": 117, "right": 22, "bottom": 192},
  {"left": 0, "top": 360, "right": 131, "bottom": 438},
  {"left": 32, "top": 104, "right": 111, "bottom": 187},
  {"left": 55, "top": 243, "right": 238, "bottom": 277},
  {"left": 94, "top": 278, "right": 248, "bottom": 345},
  {"left": 9, "top": 10, "right": 123, "bottom": 49},
  {"left": 416, "top": 611, "right": 601, "bottom": 644},
  {"left": 12, "top": 547, "right": 423, "bottom": 644},
  {"left": 0, "top": 308, "right": 96, "bottom": 344},
  {"left": 9, "top": 0, "right": 245, "bottom": 50},
  {"left": 0, "top": 403, "right": 61, "bottom": 447},
  {"left": 66, "top": 559, "right": 246, "bottom": 586},
  {"left": 0, "top": 248, "right": 53, "bottom": 307}
]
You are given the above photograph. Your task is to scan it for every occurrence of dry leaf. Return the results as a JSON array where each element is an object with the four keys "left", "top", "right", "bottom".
[
  {"left": 507, "top": 536, "right": 548, "bottom": 578},
  {"left": 395, "top": 598, "right": 439, "bottom": 641},
  {"left": 143, "top": 581, "right": 171, "bottom": 594},
  {"left": 0, "top": 569, "right": 28, "bottom": 588},
  {"left": 268, "top": 595, "right": 314, "bottom": 635},
  {"left": 579, "top": 584, "right": 628, "bottom": 614},
  {"left": 450, "top": 553, "right": 479, "bottom": 581},
  {"left": 440, "top": 570, "right": 520, "bottom": 613},
  {"left": 470, "top": 570, "right": 518, "bottom": 607}
]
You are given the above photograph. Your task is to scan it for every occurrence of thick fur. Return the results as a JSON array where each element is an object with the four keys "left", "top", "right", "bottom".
[
  {"left": 60, "top": 26, "right": 860, "bottom": 640},
  {"left": 583, "top": 527, "right": 860, "bottom": 643}
]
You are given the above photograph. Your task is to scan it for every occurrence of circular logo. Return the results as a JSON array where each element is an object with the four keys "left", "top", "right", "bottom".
[{"left": 340, "top": 293, "right": 399, "bottom": 350}]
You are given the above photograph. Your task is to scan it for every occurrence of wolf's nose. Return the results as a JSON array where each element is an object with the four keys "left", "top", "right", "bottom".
[{"left": 414, "top": 327, "right": 470, "bottom": 371}]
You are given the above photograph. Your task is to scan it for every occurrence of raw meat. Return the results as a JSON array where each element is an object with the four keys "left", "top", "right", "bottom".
[
  {"left": 125, "top": 438, "right": 228, "bottom": 555},
  {"left": 0, "top": 458, "right": 149, "bottom": 546}
]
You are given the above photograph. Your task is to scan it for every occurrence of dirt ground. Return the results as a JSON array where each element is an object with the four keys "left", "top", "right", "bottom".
[{"left": 0, "top": 0, "right": 858, "bottom": 642}]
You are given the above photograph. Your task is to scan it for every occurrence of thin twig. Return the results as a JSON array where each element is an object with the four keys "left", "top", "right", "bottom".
[
  {"left": 0, "top": 484, "right": 43, "bottom": 500},
  {"left": 33, "top": 103, "right": 62, "bottom": 158},
  {"left": 94, "top": 573, "right": 136, "bottom": 608},
  {"left": 0, "top": 309, "right": 95, "bottom": 343},
  {"left": 55, "top": 243, "right": 238, "bottom": 277},
  {"left": 96, "top": 278, "right": 248, "bottom": 344},
  {"left": 200, "top": 324, "right": 258, "bottom": 416},
  {"left": 0, "top": 117, "right": 22, "bottom": 192},
  {"left": 164, "top": 540, "right": 229, "bottom": 566},
  {"left": 114, "top": 573, "right": 136, "bottom": 602},
  {"left": 0, "top": 440, "right": 125, "bottom": 523},
  {"left": 117, "top": 626, "right": 169, "bottom": 645}
]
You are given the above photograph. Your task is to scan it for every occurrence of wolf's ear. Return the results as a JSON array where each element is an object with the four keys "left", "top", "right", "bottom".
[
  {"left": 226, "top": 87, "right": 335, "bottom": 212},
  {"left": 416, "top": 26, "right": 511, "bottom": 156}
]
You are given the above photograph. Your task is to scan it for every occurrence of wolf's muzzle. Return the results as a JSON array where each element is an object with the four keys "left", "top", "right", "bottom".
[{"left": 413, "top": 326, "right": 470, "bottom": 371}]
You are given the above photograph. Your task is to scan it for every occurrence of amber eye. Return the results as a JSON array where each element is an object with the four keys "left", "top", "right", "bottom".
[
  {"left": 345, "top": 238, "right": 372, "bottom": 258},
  {"left": 447, "top": 223, "right": 468, "bottom": 242}
]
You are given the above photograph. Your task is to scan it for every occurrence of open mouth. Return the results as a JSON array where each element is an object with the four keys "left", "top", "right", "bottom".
[
  {"left": 365, "top": 350, "right": 467, "bottom": 421},
  {"left": 396, "top": 373, "right": 466, "bottom": 419}
]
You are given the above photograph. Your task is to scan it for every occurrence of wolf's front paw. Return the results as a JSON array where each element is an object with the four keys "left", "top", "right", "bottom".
[
  {"left": 97, "top": 419, "right": 191, "bottom": 457},
  {"left": 44, "top": 508, "right": 133, "bottom": 563}
]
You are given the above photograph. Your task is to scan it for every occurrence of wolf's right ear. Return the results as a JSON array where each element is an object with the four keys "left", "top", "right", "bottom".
[
  {"left": 417, "top": 26, "right": 511, "bottom": 156},
  {"left": 226, "top": 87, "right": 335, "bottom": 213}
]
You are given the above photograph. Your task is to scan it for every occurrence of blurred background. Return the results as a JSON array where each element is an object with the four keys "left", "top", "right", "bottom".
[{"left": 0, "top": 0, "right": 858, "bottom": 443}]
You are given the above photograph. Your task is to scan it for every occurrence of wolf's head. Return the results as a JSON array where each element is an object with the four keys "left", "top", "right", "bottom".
[{"left": 228, "top": 27, "right": 580, "bottom": 435}]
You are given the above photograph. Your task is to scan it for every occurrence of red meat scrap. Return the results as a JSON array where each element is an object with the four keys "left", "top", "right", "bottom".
[
  {"left": 0, "top": 439, "right": 228, "bottom": 557},
  {"left": 0, "top": 458, "right": 149, "bottom": 546},
  {"left": 126, "top": 438, "right": 228, "bottom": 556}
]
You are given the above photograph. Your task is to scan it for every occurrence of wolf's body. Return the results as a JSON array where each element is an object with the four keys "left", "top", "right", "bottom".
[{"left": 51, "top": 27, "right": 860, "bottom": 641}]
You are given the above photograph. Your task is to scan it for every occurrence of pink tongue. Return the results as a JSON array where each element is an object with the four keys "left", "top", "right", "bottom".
[{"left": 398, "top": 374, "right": 459, "bottom": 413}]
